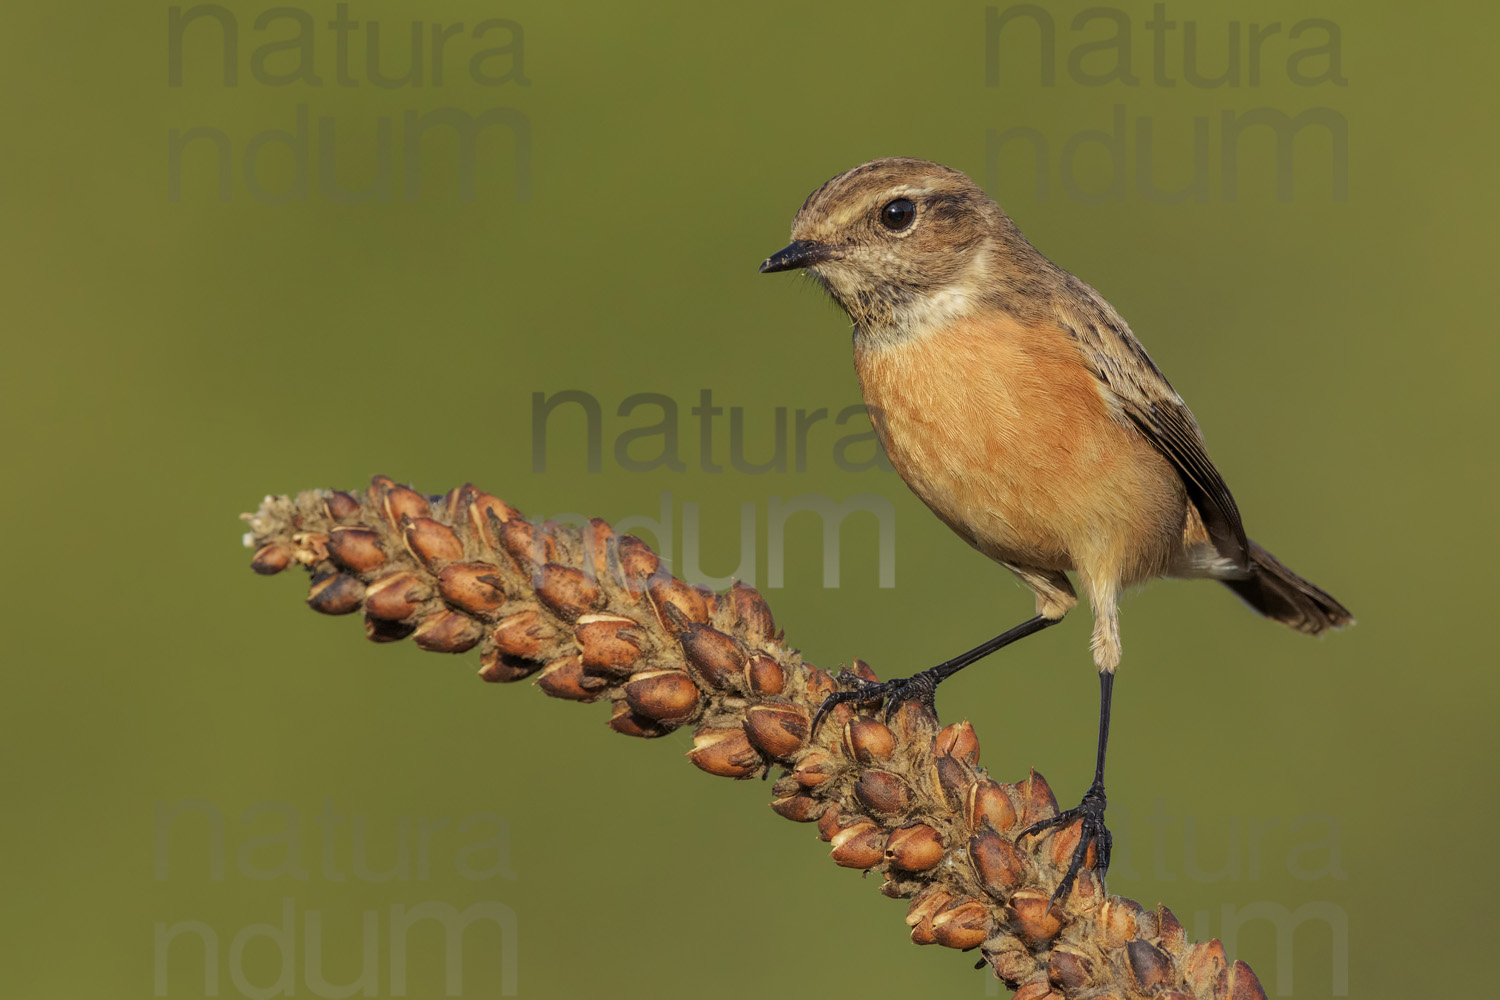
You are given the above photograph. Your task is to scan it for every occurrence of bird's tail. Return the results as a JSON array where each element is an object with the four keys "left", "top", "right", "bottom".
[{"left": 1221, "top": 540, "right": 1354, "bottom": 636}]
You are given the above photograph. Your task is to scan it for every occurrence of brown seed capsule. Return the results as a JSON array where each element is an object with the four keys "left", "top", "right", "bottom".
[
  {"left": 438, "top": 561, "right": 507, "bottom": 615},
  {"left": 308, "top": 573, "right": 365, "bottom": 615},
  {"left": 624, "top": 670, "right": 701, "bottom": 723},
  {"left": 1095, "top": 896, "right": 1142, "bottom": 951},
  {"left": 1011, "top": 983, "right": 1062, "bottom": 1000},
  {"left": 478, "top": 649, "right": 540, "bottom": 683},
  {"left": 1230, "top": 961, "right": 1268, "bottom": 1000},
  {"left": 648, "top": 576, "right": 708, "bottom": 633},
  {"left": 804, "top": 667, "right": 837, "bottom": 700},
  {"left": 1047, "top": 945, "right": 1095, "bottom": 992},
  {"left": 854, "top": 769, "right": 909, "bottom": 815},
  {"left": 842, "top": 718, "right": 895, "bottom": 764},
  {"left": 290, "top": 531, "right": 329, "bottom": 564},
  {"left": 250, "top": 543, "right": 291, "bottom": 575},
  {"left": 1016, "top": 770, "right": 1058, "bottom": 825},
  {"left": 324, "top": 490, "right": 362, "bottom": 521},
  {"left": 615, "top": 534, "right": 660, "bottom": 585},
  {"left": 535, "top": 564, "right": 599, "bottom": 621},
  {"left": 574, "top": 614, "right": 643, "bottom": 676},
  {"left": 728, "top": 581, "right": 775, "bottom": 640},
  {"left": 1009, "top": 890, "right": 1064, "bottom": 947},
  {"left": 966, "top": 777, "right": 1019, "bottom": 834},
  {"left": 1127, "top": 940, "right": 1174, "bottom": 993},
  {"left": 680, "top": 624, "right": 747, "bottom": 689},
  {"left": 412, "top": 610, "right": 483, "bottom": 653},
  {"left": 888, "top": 699, "right": 939, "bottom": 745},
  {"left": 466, "top": 490, "right": 522, "bottom": 551},
  {"left": 930, "top": 898, "right": 990, "bottom": 950},
  {"left": 816, "top": 807, "right": 845, "bottom": 843},
  {"left": 829, "top": 822, "right": 885, "bottom": 869},
  {"left": 381, "top": 484, "right": 431, "bottom": 528},
  {"left": 969, "top": 824, "right": 1027, "bottom": 898},
  {"left": 490, "top": 609, "right": 554, "bottom": 658},
  {"left": 1183, "top": 939, "right": 1228, "bottom": 996},
  {"left": 498, "top": 517, "right": 547, "bottom": 572},
  {"left": 404, "top": 517, "right": 464, "bottom": 569},
  {"left": 1156, "top": 904, "right": 1186, "bottom": 953},
  {"left": 907, "top": 889, "right": 951, "bottom": 946},
  {"left": 364, "top": 571, "right": 425, "bottom": 621},
  {"left": 364, "top": 615, "right": 415, "bottom": 644},
  {"left": 769, "top": 793, "right": 824, "bottom": 822},
  {"left": 744, "top": 653, "right": 784, "bottom": 696},
  {"left": 687, "top": 727, "right": 760, "bottom": 778},
  {"left": 885, "top": 823, "right": 945, "bottom": 872},
  {"left": 986, "top": 939, "right": 1039, "bottom": 986},
  {"left": 935, "top": 719, "right": 980, "bottom": 766},
  {"left": 743, "top": 704, "right": 810, "bottom": 759},
  {"left": 606, "top": 701, "right": 676, "bottom": 739},
  {"left": 933, "top": 755, "right": 970, "bottom": 808},
  {"left": 326, "top": 527, "right": 387, "bottom": 574},
  {"left": 440, "top": 483, "right": 479, "bottom": 522},
  {"left": 534, "top": 655, "right": 599, "bottom": 701},
  {"left": 792, "top": 750, "right": 837, "bottom": 788}
]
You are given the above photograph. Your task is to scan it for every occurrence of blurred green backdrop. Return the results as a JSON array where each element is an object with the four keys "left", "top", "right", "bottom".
[{"left": 3, "top": 1, "right": 1495, "bottom": 997}]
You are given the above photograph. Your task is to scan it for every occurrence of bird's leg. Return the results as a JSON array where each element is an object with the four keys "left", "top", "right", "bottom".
[
  {"left": 1018, "top": 669, "right": 1115, "bottom": 901},
  {"left": 810, "top": 614, "right": 1063, "bottom": 734}
]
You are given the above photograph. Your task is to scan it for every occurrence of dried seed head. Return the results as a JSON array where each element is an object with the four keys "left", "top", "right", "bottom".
[
  {"left": 969, "top": 824, "right": 1027, "bottom": 899},
  {"left": 933, "top": 755, "right": 971, "bottom": 808},
  {"left": 842, "top": 718, "right": 895, "bottom": 764},
  {"left": 412, "top": 610, "right": 483, "bottom": 653},
  {"left": 648, "top": 576, "right": 708, "bottom": 633},
  {"left": 829, "top": 822, "right": 885, "bottom": 869},
  {"left": 605, "top": 701, "right": 675, "bottom": 739},
  {"left": 537, "top": 564, "right": 600, "bottom": 621},
  {"left": 744, "top": 653, "right": 784, "bottom": 696},
  {"left": 404, "top": 517, "right": 464, "bottom": 569},
  {"left": 364, "top": 571, "right": 425, "bottom": 621},
  {"left": 250, "top": 543, "right": 292, "bottom": 575},
  {"left": 935, "top": 720, "right": 980, "bottom": 766},
  {"left": 680, "top": 624, "right": 748, "bottom": 690},
  {"left": 769, "top": 793, "right": 824, "bottom": 823},
  {"left": 687, "top": 727, "right": 760, "bottom": 778},
  {"left": 1126, "top": 939, "right": 1174, "bottom": 994},
  {"left": 791, "top": 749, "right": 837, "bottom": 788},
  {"left": 854, "top": 769, "right": 909, "bottom": 816},
  {"left": 326, "top": 527, "right": 387, "bottom": 574},
  {"left": 574, "top": 614, "right": 643, "bottom": 676},
  {"left": 498, "top": 518, "right": 548, "bottom": 572},
  {"left": 742, "top": 704, "right": 810, "bottom": 759},
  {"left": 728, "top": 581, "right": 775, "bottom": 641},
  {"left": 905, "top": 887, "right": 950, "bottom": 927},
  {"left": 615, "top": 534, "right": 660, "bottom": 585},
  {"left": 381, "top": 484, "right": 431, "bottom": 528},
  {"left": 438, "top": 561, "right": 507, "bottom": 616},
  {"left": 364, "top": 615, "right": 415, "bottom": 643},
  {"left": 624, "top": 669, "right": 702, "bottom": 723},
  {"left": 307, "top": 573, "right": 365, "bottom": 615},
  {"left": 966, "top": 777, "right": 1019, "bottom": 834},
  {"left": 323, "top": 490, "right": 362, "bottom": 521},
  {"left": 930, "top": 898, "right": 990, "bottom": 950},
  {"left": 1008, "top": 890, "right": 1064, "bottom": 948},
  {"left": 535, "top": 655, "right": 600, "bottom": 701},
  {"left": 1156, "top": 904, "right": 1186, "bottom": 954},
  {"left": 478, "top": 649, "right": 540, "bottom": 683},
  {"left": 1046, "top": 945, "right": 1096, "bottom": 993},
  {"left": 1231, "top": 961, "right": 1268, "bottom": 1000},
  {"left": 490, "top": 609, "right": 554, "bottom": 658},
  {"left": 885, "top": 823, "right": 945, "bottom": 872},
  {"left": 467, "top": 491, "right": 522, "bottom": 551},
  {"left": 816, "top": 807, "right": 846, "bottom": 843}
]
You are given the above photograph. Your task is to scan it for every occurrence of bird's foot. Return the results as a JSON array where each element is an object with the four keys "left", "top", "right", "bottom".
[
  {"left": 810, "top": 668, "right": 942, "bottom": 735},
  {"left": 1018, "top": 782, "right": 1112, "bottom": 901}
]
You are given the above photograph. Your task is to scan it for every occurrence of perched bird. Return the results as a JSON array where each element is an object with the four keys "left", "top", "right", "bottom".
[{"left": 758, "top": 157, "right": 1352, "bottom": 898}]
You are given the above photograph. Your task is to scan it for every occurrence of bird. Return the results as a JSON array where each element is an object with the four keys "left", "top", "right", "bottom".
[{"left": 757, "top": 157, "right": 1352, "bottom": 900}]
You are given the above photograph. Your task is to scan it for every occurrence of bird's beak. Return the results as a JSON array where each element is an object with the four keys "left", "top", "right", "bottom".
[{"left": 758, "top": 240, "right": 832, "bottom": 274}]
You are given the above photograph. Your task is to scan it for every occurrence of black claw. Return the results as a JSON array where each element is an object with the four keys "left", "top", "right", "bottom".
[
  {"left": 1017, "top": 784, "right": 1111, "bottom": 902},
  {"left": 810, "top": 669, "right": 942, "bottom": 736}
]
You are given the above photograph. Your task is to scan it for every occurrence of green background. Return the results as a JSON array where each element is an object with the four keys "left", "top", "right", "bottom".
[{"left": 4, "top": 1, "right": 1494, "bottom": 997}]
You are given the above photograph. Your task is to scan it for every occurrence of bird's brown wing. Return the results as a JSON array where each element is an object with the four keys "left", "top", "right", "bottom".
[{"left": 1057, "top": 283, "right": 1251, "bottom": 572}]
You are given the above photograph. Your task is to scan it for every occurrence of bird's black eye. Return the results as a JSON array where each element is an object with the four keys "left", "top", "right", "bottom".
[{"left": 880, "top": 198, "right": 916, "bottom": 232}]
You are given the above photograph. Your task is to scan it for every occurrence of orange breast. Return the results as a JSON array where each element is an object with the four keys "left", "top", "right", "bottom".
[{"left": 854, "top": 314, "right": 1184, "bottom": 585}]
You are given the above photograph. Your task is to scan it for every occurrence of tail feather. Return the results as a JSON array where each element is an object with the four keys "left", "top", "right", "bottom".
[{"left": 1222, "top": 541, "right": 1354, "bottom": 635}]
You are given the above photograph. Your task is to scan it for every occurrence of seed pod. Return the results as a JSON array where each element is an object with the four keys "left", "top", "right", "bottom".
[
  {"left": 935, "top": 719, "right": 980, "bottom": 765},
  {"left": 290, "top": 531, "right": 329, "bottom": 564},
  {"left": 728, "top": 581, "right": 775, "bottom": 641},
  {"left": 743, "top": 704, "right": 809, "bottom": 759},
  {"left": 323, "top": 490, "right": 362, "bottom": 521},
  {"left": 364, "top": 615, "right": 415, "bottom": 644},
  {"left": 885, "top": 823, "right": 945, "bottom": 872},
  {"left": 888, "top": 699, "right": 939, "bottom": 746},
  {"left": 1012, "top": 983, "right": 1062, "bottom": 1000},
  {"left": 1231, "top": 961, "right": 1268, "bottom": 1000},
  {"left": 1183, "top": 939, "right": 1228, "bottom": 996},
  {"left": 1157, "top": 904, "right": 1186, "bottom": 953},
  {"left": 1095, "top": 896, "right": 1142, "bottom": 951},
  {"left": 985, "top": 938, "right": 1038, "bottom": 985},
  {"left": 854, "top": 769, "right": 909, "bottom": 815},
  {"left": 364, "top": 571, "right": 425, "bottom": 621},
  {"left": 438, "top": 561, "right": 507, "bottom": 615},
  {"left": 499, "top": 518, "right": 548, "bottom": 572},
  {"left": 490, "top": 609, "right": 554, "bottom": 658},
  {"left": 478, "top": 649, "right": 540, "bottom": 683},
  {"left": 930, "top": 898, "right": 989, "bottom": 950},
  {"left": 933, "top": 755, "right": 970, "bottom": 808},
  {"left": 1047, "top": 945, "right": 1095, "bottom": 992},
  {"left": 404, "top": 517, "right": 464, "bottom": 569},
  {"left": 1016, "top": 770, "right": 1058, "bottom": 826},
  {"left": 326, "top": 527, "right": 387, "bottom": 574},
  {"left": 687, "top": 727, "right": 760, "bottom": 778},
  {"left": 535, "top": 564, "right": 599, "bottom": 621},
  {"left": 535, "top": 655, "right": 599, "bottom": 701},
  {"left": 467, "top": 490, "right": 522, "bottom": 551},
  {"left": 624, "top": 669, "right": 701, "bottom": 723},
  {"left": 606, "top": 701, "right": 676, "bottom": 739},
  {"left": 381, "top": 484, "right": 431, "bottom": 528},
  {"left": 792, "top": 749, "right": 837, "bottom": 788},
  {"left": 969, "top": 824, "right": 1027, "bottom": 898},
  {"left": 966, "top": 777, "right": 1019, "bottom": 834},
  {"left": 804, "top": 667, "right": 837, "bottom": 700},
  {"left": 308, "top": 573, "right": 364, "bottom": 615},
  {"left": 574, "top": 614, "right": 642, "bottom": 676},
  {"left": 648, "top": 575, "right": 708, "bottom": 633},
  {"left": 412, "top": 610, "right": 483, "bottom": 652},
  {"left": 615, "top": 534, "right": 659, "bottom": 587},
  {"left": 769, "top": 793, "right": 824, "bottom": 822},
  {"left": 250, "top": 543, "right": 291, "bottom": 575},
  {"left": 842, "top": 718, "right": 895, "bottom": 764},
  {"left": 1127, "top": 939, "right": 1174, "bottom": 994},
  {"left": 906, "top": 889, "right": 951, "bottom": 945},
  {"left": 1008, "top": 889, "right": 1064, "bottom": 947},
  {"left": 744, "top": 653, "right": 784, "bottom": 696},
  {"left": 829, "top": 822, "right": 885, "bottom": 869},
  {"left": 680, "top": 624, "right": 747, "bottom": 689}
]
